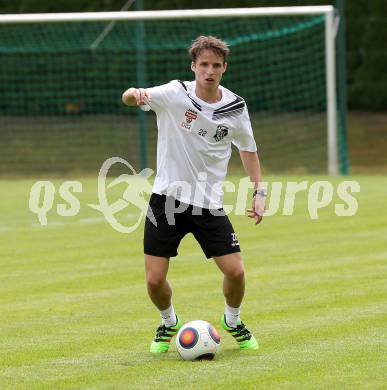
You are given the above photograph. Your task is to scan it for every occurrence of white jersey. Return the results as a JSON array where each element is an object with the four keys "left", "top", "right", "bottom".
[{"left": 146, "top": 80, "right": 257, "bottom": 209}]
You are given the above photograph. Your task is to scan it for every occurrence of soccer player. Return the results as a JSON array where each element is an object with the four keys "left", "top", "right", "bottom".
[{"left": 122, "top": 36, "right": 265, "bottom": 353}]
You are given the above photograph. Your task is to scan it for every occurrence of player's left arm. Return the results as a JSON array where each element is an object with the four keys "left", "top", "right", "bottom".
[{"left": 239, "top": 150, "right": 265, "bottom": 225}]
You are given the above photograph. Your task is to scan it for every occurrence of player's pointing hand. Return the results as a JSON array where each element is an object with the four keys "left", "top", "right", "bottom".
[
  {"left": 122, "top": 87, "right": 150, "bottom": 107},
  {"left": 133, "top": 88, "right": 150, "bottom": 107}
]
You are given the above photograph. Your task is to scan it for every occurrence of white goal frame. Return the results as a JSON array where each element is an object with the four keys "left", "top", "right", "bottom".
[{"left": 0, "top": 6, "right": 338, "bottom": 175}]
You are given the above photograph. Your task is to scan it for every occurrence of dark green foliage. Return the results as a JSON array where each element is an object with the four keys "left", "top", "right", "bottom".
[
  {"left": 0, "top": 0, "right": 385, "bottom": 109},
  {"left": 347, "top": 0, "right": 387, "bottom": 110}
]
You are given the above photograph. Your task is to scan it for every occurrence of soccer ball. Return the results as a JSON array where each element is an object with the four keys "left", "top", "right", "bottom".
[{"left": 176, "top": 320, "right": 221, "bottom": 361}]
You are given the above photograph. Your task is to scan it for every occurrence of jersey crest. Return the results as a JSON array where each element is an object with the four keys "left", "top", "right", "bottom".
[{"left": 213, "top": 125, "right": 229, "bottom": 142}]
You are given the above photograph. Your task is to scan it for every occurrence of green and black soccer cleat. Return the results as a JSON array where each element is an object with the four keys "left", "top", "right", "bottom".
[
  {"left": 221, "top": 315, "right": 259, "bottom": 350},
  {"left": 150, "top": 316, "right": 182, "bottom": 353}
]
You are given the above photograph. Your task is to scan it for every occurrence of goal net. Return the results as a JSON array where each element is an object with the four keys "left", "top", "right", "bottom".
[{"left": 0, "top": 7, "right": 348, "bottom": 176}]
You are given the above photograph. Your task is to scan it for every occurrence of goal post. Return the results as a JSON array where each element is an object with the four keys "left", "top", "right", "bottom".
[{"left": 0, "top": 7, "right": 348, "bottom": 175}]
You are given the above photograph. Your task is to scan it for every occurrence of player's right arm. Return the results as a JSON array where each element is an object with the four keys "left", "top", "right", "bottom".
[
  {"left": 122, "top": 87, "right": 150, "bottom": 107},
  {"left": 122, "top": 81, "right": 180, "bottom": 112}
]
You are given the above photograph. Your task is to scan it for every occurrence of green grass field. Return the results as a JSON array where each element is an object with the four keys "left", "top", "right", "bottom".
[{"left": 0, "top": 175, "right": 386, "bottom": 389}]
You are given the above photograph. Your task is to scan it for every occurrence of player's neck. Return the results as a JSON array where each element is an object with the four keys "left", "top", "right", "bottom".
[{"left": 194, "top": 84, "right": 222, "bottom": 104}]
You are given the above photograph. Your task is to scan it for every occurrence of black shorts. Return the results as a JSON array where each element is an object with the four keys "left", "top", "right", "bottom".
[{"left": 144, "top": 193, "right": 241, "bottom": 259}]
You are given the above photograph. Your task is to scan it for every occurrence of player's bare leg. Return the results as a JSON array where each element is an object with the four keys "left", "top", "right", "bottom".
[
  {"left": 214, "top": 252, "right": 258, "bottom": 350},
  {"left": 144, "top": 254, "right": 172, "bottom": 310},
  {"left": 213, "top": 252, "right": 245, "bottom": 308},
  {"left": 144, "top": 254, "right": 182, "bottom": 353}
]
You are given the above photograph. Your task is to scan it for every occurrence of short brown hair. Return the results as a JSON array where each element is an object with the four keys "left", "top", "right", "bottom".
[{"left": 189, "top": 36, "right": 230, "bottom": 63}]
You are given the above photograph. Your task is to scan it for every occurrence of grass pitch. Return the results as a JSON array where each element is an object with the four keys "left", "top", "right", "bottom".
[{"left": 0, "top": 175, "right": 386, "bottom": 389}]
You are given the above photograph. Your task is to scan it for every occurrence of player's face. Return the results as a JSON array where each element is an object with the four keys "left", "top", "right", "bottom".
[{"left": 191, "top": 49, "right": 227, "bottom": 90}]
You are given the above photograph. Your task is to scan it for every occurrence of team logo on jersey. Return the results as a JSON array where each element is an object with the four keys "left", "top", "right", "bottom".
[
  {"left": 213, "top": 125, "right": 229, "bottom": 142},
  {"left": 180, "top": 109, "right": 198, "bottom": 131}
]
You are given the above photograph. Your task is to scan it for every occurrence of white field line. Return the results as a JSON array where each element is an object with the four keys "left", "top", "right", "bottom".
[
  {"left": 31, "top": 213, "right": 141, "bottom": 228},
  {"left": 32, "top": 221, "right": 65, "bottom": 227},
  {"left": 0, "top": 213, "right": 142, "bottom": 232},
  {"left": 78, "top": 216, "right": 111, "bottom": 224}
]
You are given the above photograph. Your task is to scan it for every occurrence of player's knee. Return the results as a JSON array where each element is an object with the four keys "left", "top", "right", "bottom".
[
  {"left": 146, "top": 274, "right": 166, "bottom": 291},
  {"left": 226, "top": 267, "right": 245, "bottom": 282}
]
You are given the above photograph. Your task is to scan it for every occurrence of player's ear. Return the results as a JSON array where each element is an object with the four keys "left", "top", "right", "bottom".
[
  {"left": 191, "top": 61, "right": 196, "bottom": 72},
  {"left": 223, "top": 62, "right": 228, "bottom": 73}
]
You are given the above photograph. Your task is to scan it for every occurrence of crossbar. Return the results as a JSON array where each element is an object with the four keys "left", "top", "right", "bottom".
[{"left": 0, "top": 6, "right": 334, "bottom": 24}]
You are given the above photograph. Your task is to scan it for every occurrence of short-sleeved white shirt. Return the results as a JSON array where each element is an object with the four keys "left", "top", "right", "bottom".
[{"left": 146, "top": 80, "right": 257, "bottom": 209}]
